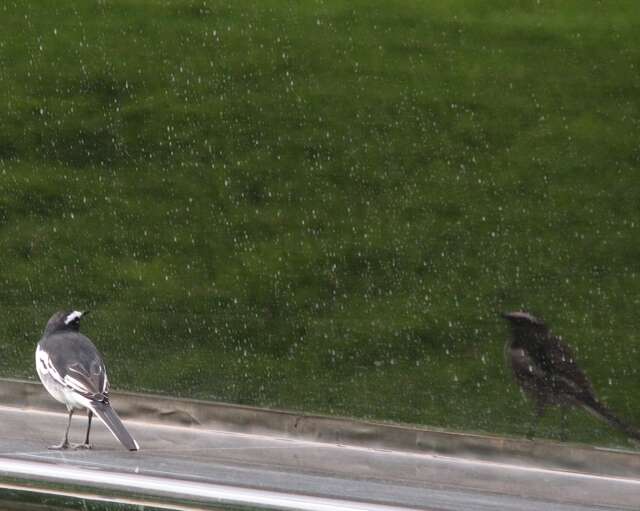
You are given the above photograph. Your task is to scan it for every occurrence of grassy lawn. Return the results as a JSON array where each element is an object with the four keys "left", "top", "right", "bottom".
[{"left": 1, "top": 0, "right": 640, "bottom": 447}]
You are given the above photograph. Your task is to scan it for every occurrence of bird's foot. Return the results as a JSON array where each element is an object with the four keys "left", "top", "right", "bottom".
[
  {"left": 71, "top": 443, "right": 93, "bottom": 449},
  {"left": 48, "top": 441, "right": 70, "bottom": 450},
  {"left": 70, "top": 442, "right": 92, "bottom": 450}
]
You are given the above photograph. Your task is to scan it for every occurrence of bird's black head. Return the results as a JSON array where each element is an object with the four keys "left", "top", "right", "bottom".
[
  {"left": 44, "top": 310, "right": 90, "bottom": 335},
  {"left": 501, "top": 310, "right": 548, "bottom": 337}
]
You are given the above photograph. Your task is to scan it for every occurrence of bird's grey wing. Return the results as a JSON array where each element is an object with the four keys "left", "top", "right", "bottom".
[
  {"left": 41, "top": 333, "right": 109, "bottom": 400},
  {"left": 65, "top": 360, "right": 109, "bottom": 401}
]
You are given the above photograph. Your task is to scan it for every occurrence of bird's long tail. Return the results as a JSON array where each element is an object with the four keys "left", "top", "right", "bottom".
[
  {"left": 582, "top": 398, "right": 640, "bottom": 442},
  {"left": 87, "top": 401, "right": 139, "bottom": 451}
]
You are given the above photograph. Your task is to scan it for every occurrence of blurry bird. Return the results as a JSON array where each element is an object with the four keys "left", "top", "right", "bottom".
[
  {"left": 501, "top": 310, "right": 640, "bottom": 441},
  {"left": 36, "top": 310, "right": 139, "bottom": 451}
]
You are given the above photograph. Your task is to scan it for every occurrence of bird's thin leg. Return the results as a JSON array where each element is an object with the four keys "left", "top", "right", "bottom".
[
  {"left": 71, "top": 410, "right": 93, "bottom": 449},
  {"left": 85, "top": 410, "right": 93, "bottom": 444},
  {"left": 527, "top": 401, "right": 545, "bottom": 439},
  {"left": 560, "top": 408, "right": 568, "bottom": 442},
  {"left": 49, "top": 409, "right": 73, "bottom": 450}
]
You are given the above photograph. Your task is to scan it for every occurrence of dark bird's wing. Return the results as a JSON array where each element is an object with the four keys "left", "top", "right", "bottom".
[
  {"left": 542, "top": 336, "right": 596, "bottom": 402},
  {"left": 508, "top": 344, "right": 553, "bottom": 399}
]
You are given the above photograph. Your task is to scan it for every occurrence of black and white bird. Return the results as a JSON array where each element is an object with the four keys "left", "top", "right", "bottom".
[
  {"left": 502, "top": 310, "right": 640, "bottom": 441},
  {"left": 36, "top": 310, "right": 139, "bottom": 451}
]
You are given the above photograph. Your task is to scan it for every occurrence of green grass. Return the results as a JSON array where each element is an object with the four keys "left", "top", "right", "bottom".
[{"left": 1, "top": 0, "right": 640, "bottom": 447}]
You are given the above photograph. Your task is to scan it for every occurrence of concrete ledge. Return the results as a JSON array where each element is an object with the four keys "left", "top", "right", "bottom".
[{"left": 1, "top": 377, "right": 638, "bottom": 480}]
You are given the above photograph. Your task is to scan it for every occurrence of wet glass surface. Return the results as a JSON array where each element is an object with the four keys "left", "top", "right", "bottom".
[{"left": 0, "top": 1, "right": 639, "bottom": 450}]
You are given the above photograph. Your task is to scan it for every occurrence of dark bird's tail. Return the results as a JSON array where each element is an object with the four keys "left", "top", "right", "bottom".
[
  {"left": 581, "top": 398, "right": 640, "bottom": 442},
  {"left": 88, "top": 401, "right": 139, "bottom": 451}
]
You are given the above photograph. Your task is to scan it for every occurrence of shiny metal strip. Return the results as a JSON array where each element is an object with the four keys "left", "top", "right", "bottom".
[
  {"left": 0, "top": 457, "right": 422, "bottom": 511},
  {"left": 0, "top": 481, "right": 212, "bottom": 511}
]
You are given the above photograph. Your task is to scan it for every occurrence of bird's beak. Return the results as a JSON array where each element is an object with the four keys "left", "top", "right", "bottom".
[
  {"left": 500, "top": 312, "right": 512, "bottom": 320},
  {"left": 82, "top": 310, "right": 90, "bottom": 317}
]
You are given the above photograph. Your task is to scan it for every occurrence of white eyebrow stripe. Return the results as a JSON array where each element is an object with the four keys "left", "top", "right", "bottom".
[{"left": 64, "top": 311, "right": 83, "bottom": 325}]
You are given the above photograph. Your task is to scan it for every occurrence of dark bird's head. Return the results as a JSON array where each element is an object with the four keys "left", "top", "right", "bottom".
[
  {"left": 44, "top": 310, "right": 90, "bottom": 336},
  {"left": 501, "top": 311, "right": 548, "bottom": 341}
]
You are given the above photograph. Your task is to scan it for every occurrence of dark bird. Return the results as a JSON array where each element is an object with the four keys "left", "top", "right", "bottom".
[
  {"left": 36, "top": 310, "right": 139, "bottom": 451},
  {"left": 501, "top": 310, "right": 640, "bottom": 441}
]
